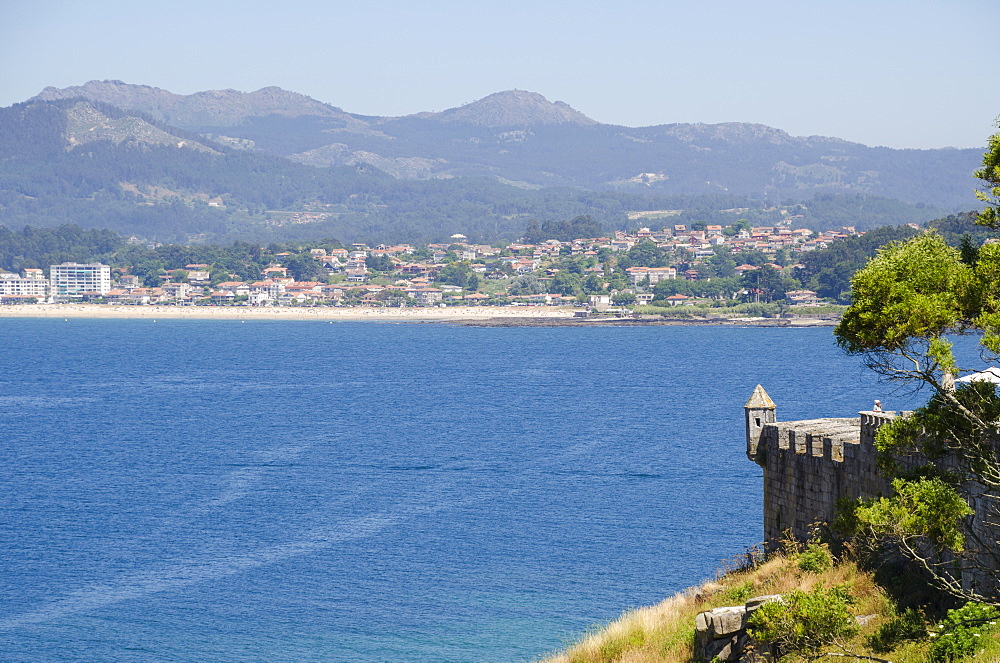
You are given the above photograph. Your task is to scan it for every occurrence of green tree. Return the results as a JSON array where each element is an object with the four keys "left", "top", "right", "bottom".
[
  {"left": 522, "top": 215, "right": 602, "bottom": 243},
  {"left": 437, "top": 261, "right": 478, "bottom": 289},
  {"left": 366, "top": 253, "right": 394, "bottom": 272},
  {"left": 707, "top": 248, "right": 737, "bottom": 278},
  {"left": 737, "top": 248, "right": 769, "bottom": 266},
  {"left": 740, "top": 265, "right": 786, "bottom": 303},
  {"left": 832, "top": 124, "right": 1000, "bottom": 607},
  {"left": 606, "top": 274, "right": 628, "bottom": 292},
  {"left": 564, "top": 258, "right": 585, "bottom": 275},
  {"left": 626, "top": 240, "right": 665, "bottom": 267},
  {"left": 692, "top": 263, "right": 713, "bottom": 280},
  {"left": 927, "top": 602, "right": 1000, "bottom": 662},
  {"left": 550, "top": 271, "right": 581, "bottom": 296},
  {"left": 652, "top": 278, "right": 692, "bottom": 299},
  {"left": 834, "top": 230, "right": 1000, "bottom": 392},
  {"left": 521, "top": 219, "right": 543, "bottom": 243},
  {"left": 976, "top": 120, "right": 1000, "bottom": 229},
  {"left": 507, "top": 275, "right": 544, "bottom": 296},
  {"left": 835, "top": 225, "right": 1000, "bottom": 602},
  {"left": 797, "top": 224, "right": 919, "bottom": 302},
  {"left": 582, "top": 273, "right": 606, "bottom": 294},
  {"left": 282, "top": 252, "right": 325, "bottom": 281}
]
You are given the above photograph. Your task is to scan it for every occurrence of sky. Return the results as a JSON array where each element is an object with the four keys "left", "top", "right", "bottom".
[{"left": 1, "top": 0, "right": 996, "bottom": 150}]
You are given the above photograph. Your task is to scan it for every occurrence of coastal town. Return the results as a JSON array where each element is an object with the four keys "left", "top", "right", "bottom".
[{"left": 0, "top": 220, "right": 872, "bottom": 310}]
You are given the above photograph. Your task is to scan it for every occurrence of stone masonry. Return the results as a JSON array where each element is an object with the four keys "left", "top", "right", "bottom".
[
  {"left": 744, "top": 385, "right": 896, "bottom": 545},
  {"left": 694, "top": 595, "right": 781, "bottom": 662},
  {"left": 744, "top": 383, "right": 1000, "bottom": 598}
]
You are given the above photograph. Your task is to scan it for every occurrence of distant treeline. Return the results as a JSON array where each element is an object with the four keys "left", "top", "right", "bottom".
[
  {"left": 0, "top": 224, "right": 343, "bottom": 285},
  {"left": 0, "top": 224, "right": 123, "bottom": 273}
]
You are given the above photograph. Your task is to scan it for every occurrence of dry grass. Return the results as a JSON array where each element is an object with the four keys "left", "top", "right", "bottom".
[
  {"left": 534, "top": 551, "right": 1000, "bottom": 663},
  {"left": 539, "top": 589, "right": 702, "bottom": 663}
]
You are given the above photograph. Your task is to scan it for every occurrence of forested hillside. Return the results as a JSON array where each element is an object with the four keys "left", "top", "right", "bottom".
[
  {"left": 32, "top": 82, "right": 983, "bottom": 208},
  {"left": 793, "top": 211, "right": 985, "bottom": 301},
  {"left": 0, "top": 86, "right": 979, "bottom": 245}
]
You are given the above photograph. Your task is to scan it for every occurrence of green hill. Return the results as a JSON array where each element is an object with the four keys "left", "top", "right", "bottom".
[
  {"left": 31, "top": 81, "right": 981, "bottom": 207},
  {"left": 0, "top": 85, "right": 977, "bottom": 245}
]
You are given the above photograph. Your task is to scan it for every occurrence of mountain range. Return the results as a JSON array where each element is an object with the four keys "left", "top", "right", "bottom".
[
  {"left": 31, "top": 80, "right": 982, "bottom": 202},
  {"left": 0, "top": 80, "right": 984, "bottom": 244}
]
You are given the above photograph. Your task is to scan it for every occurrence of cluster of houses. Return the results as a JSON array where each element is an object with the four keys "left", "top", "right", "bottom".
[
  {"left": 0, "top": 222, "right": 870, "bottom": 307},
  {"left": 314, "top": 224, "right": 862, "bottom": 284}
]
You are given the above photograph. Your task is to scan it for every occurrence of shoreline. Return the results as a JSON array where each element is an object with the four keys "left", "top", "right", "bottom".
[
  {"left": 459, "top": 316, "right": 838, "bottom": 327},
  {"left": 0, "top": 304, "right": 838, "bottom": 326},
  {"left": 0, "top": 303, "right": 575, "bottom": 322}
]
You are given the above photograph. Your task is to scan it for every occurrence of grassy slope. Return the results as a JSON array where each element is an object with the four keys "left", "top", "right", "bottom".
[{"left": 535, "top": 552, "right": 1000, "bottom": 663}]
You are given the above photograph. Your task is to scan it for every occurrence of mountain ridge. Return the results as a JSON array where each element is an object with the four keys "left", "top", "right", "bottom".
[
  {"left": 28, "top": 83, "right": 980, "bottom": 202},
  {"left": 423, "top": 89, "right": 598, "bottom": 127},
  {"left": 34, "top": 80, "right": 359, "bottom": 128},
  {"left": 26, "top": 80, "right": 884, "bottom": 144},
  {"left": 0, "top": 83, "right": 983, "bottom": 245}
]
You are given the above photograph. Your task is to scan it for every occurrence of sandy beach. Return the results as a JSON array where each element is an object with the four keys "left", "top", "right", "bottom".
[
  {"left": 0, "top": 303, "right": 840, "bottom": 326},
  {"left": 0, "top": 303, "right": 578, "bottom": 322}
]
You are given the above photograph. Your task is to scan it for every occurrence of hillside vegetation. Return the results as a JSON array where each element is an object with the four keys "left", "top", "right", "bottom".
[
  {"left": 0, "top": 82, "right": 978, "bottom": 245},
  {"left": 538, "top": 542, "right": 1000, "bottom": 663},
  {"left": 0, "top": 98, "right": 954, "bottom": 245},
  {"left": 30, "top": 81, "right": 982, "bottom": 206}
]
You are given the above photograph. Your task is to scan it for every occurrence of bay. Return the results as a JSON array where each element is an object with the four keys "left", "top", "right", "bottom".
[{"left": 0, "top": 320, "right": 932, "bottom": 662}]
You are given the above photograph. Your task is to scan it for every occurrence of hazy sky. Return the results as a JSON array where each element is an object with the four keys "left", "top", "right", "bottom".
[{"left": 2, "top": 0, "right": 996, "bottom": 149}]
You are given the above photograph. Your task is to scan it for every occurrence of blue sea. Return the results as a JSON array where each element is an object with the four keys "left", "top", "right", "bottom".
[{"left": 0, "top": 320, "right": 933, "bottom": 662}]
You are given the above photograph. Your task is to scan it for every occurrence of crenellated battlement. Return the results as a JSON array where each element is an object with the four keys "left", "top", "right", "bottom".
[
  {"left": 754, "top": 412, "right": 899, "bottom": 464},
  {"left": 745, "top": 385, "right": 898, "bottom": 544},
  {"left": 745, "top": 385, "right": 1000, "bottom": 597}
]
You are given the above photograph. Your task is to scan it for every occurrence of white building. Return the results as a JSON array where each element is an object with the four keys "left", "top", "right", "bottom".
[
  {"left": 0, "top": 268, "right": 50, "bottom": 301},
  {"left": 404, "top": 287, "right": 443, "bottom": 306},
  {"left": 50, "top": 262, "right": 112, "bottom": 300}
]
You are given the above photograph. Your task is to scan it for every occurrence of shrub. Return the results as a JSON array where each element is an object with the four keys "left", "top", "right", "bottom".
[
  {"left": 721, "top": 580, "right": 755, "bottom": 604},
  {"left": 797, "top": 543, "right": 833, "bottom": 573},
  {"left": 928, "top": 602, "right": 999, "bottom": 662},
  {"left": 747, "top": 585, "right": 858, "bottom": 659},
  {"left": 866, "top": 607, "right": 926, "bottom": 653}
]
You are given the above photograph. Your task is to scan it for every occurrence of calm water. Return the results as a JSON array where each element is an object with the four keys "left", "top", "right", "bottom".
[{"left": 0, "top": 320, "right": 928, "bottom": 662}]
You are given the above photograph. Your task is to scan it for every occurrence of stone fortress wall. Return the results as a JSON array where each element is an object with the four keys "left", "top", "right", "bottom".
[
  {"left": 698, "top": 385, "right": 996, "bottom": 662},
  {"left": 709, "top": 385, "right": 999, "bottom": 662},
  {"left": 744, "top": 385, "right": 898, "bottom": 545},
  {"left": 697, "top": 388, "right": 905, "bottom": 663}
]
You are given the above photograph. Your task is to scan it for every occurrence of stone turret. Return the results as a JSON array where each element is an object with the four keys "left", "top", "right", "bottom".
[{"left": 744, "top": 384, "right": 776, "bottom": 462}]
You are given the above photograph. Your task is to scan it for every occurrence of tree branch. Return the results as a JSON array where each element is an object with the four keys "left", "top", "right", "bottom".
[{"left": 811, "top": 653, "right": 894, "bottom": 663}]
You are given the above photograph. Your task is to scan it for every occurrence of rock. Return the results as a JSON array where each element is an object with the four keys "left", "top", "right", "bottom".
[
  {"left": 703, "top": 633, "right": 742, "bottom": 661},
  {"left": 695, "top": 606, "right": 748, "bottom": 661},
  {"left": 710, "top": 606, "right": 748, "bottom": 637},
  {"left": 745, "top": 594, "right": 783, "bottom": 613},
  {"left": 693, "top": 595, "right": 784, "bottom": 662},
  {"left": 856, "top": 613, "right": 877, "bottom": 627}
]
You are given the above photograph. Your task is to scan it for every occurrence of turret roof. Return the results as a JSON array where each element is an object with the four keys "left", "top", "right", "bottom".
[{"left": 745, "top": 384, "right": 776, "bottom": 409}]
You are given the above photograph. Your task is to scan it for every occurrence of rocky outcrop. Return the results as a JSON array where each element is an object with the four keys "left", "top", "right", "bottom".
[
  {"left": 426, "top": 90, "right": 598, "bottom": 127},
  {"left": 34, "top": 80, "right": 356, "bottom": 128},
  {"left": 63, "top": 102, "right": 219, "bottom": 153},
  {"left": 694, "top": 595, "right": 780, "bottom": 662}
]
